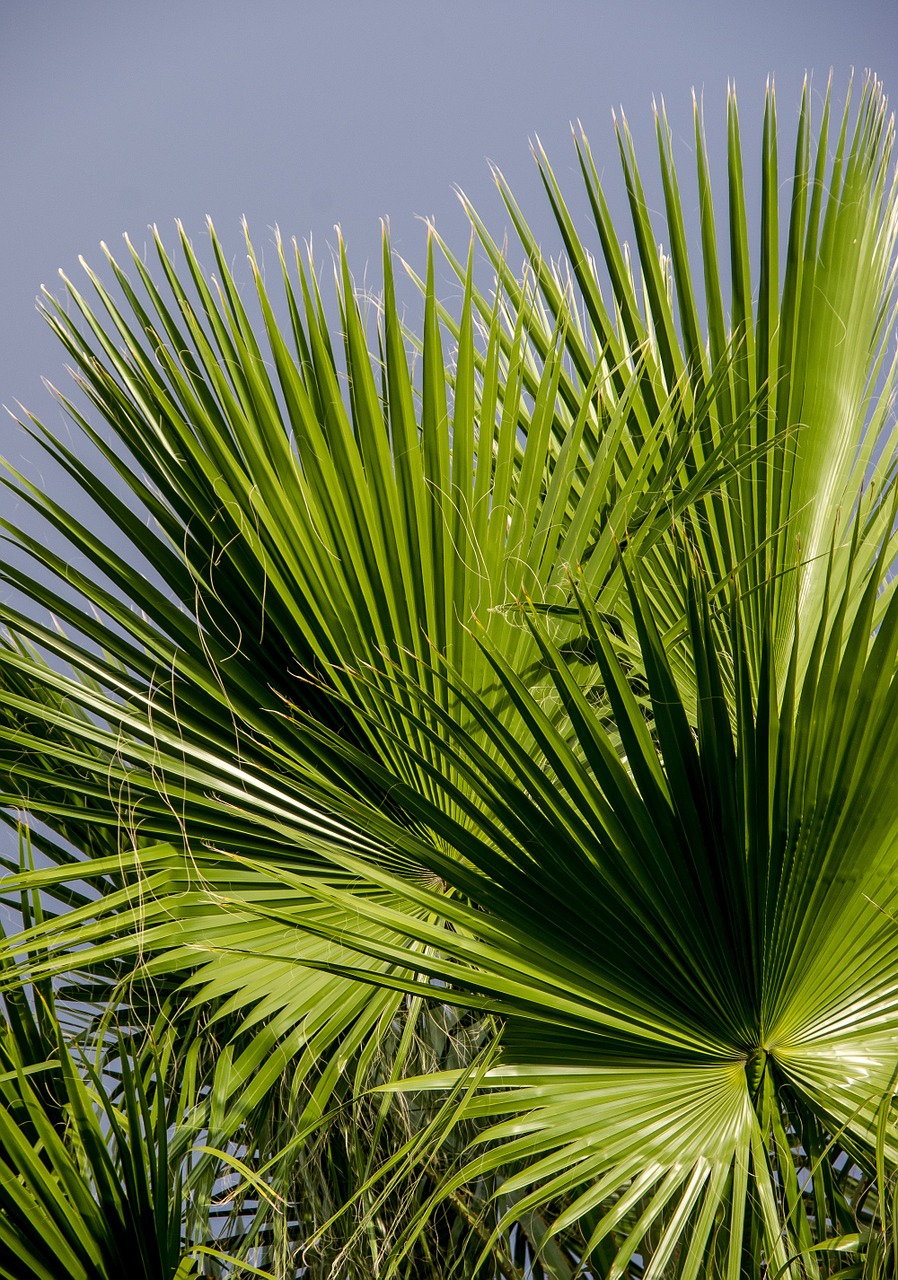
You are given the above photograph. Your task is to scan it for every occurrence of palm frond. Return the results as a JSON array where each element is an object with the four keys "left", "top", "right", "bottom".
[{"left": 0, "top": 73, "right": 896, "bottom": 1278}]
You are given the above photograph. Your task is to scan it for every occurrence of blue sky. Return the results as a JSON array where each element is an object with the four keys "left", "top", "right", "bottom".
[{"left": 1, "top": 0, "right": 896, "bottom": 477}]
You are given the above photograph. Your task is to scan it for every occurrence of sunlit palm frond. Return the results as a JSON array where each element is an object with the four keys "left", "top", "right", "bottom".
[{"left": 0, "top": 73, "right": 896, "bottom": 1277}]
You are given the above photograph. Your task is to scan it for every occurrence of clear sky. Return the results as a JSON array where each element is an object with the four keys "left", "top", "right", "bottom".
[{"left": 1, "top": 0, "right": 896, "bottom": 477}]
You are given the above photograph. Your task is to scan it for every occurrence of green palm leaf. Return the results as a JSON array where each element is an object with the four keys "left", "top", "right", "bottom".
[{"left": 0, "top": 73, "right": 896, "bottom": 1277}]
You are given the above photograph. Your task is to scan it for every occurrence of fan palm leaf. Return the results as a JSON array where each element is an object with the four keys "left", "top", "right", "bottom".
[{"left": 0, "top": 73, "right": 896, "bottom": 1276}]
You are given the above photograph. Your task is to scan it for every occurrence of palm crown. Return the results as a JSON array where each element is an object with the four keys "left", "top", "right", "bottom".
[{"left": 0, "top": 74, "right": 897, "bottom": 1279}]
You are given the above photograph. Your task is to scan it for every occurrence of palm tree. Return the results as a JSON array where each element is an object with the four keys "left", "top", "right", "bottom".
[{"left": 0, "top": 71, "right": 897, "bottom": 1278}]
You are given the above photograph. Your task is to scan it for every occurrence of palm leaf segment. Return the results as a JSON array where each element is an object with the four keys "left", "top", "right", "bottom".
[{"left": 0, "top": 75, "right": 897, "bottom": 1275}]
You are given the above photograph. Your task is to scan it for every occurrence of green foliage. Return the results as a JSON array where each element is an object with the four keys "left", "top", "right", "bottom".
[{"left": 0, "top": 74, "right": 897, "bottom": 1277}]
